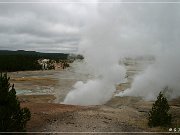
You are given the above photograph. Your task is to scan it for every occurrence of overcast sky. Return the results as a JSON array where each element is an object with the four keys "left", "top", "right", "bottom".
[
  {"left": 0, "top": 0, "right": 97, "bottom": 53},
  {"left": 0, "top": 0, "right": 179, "bottom": 53}
]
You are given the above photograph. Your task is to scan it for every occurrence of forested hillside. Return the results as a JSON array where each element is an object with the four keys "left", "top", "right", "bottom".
[{"left": 0, "top": 50, "right": 69, "bottom": 72}]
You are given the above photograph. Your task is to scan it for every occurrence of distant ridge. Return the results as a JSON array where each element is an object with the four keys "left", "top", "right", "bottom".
[
  {"left": 0, "top": 50, "right": 69, "bottom": 60},
  {"left": 0, "top": 50, "right": 68, "bottom": 55},
  {"left": 0, "top": 50, "right": 69, "bottom": 72}
]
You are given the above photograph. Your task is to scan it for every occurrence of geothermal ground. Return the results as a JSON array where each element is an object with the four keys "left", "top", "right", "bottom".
[{"left": 9, "top": 59, "right": 180, "bottom": 134}]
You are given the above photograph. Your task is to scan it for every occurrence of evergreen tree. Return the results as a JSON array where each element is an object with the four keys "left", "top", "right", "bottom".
[
  {"left": 0, "top": 73, "right": 31, "bottom": 131},
  {"left": 148, "top": 90, "right": 172, "bottom": 127}
]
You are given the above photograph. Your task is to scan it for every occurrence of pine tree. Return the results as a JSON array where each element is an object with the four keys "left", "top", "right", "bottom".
[
  {"left": 148, "top": 91, "right": 172, "bottom": 127},
  {"left": 0, "top": 73, "right": 31, "bottom": 131}
]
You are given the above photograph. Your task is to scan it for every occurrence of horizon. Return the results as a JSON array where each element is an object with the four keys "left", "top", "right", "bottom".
[{"left": 0, "top": 49, "right": 78, "bottom": 54}]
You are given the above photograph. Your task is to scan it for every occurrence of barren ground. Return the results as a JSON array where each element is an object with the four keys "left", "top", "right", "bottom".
[
  {"left": 9, "top": 59, "right": 180, "bottom": 134},
  {"left": 19, "top": 95, "right": 180, "bottom": 134}
]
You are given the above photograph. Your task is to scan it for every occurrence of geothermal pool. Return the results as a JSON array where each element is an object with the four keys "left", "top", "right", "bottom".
[
  {"left": 9, "top": 64, "right": 93, "bottom": 102},
  {"left": 9, "top": 58, "right": 153, "bottom": 103}
]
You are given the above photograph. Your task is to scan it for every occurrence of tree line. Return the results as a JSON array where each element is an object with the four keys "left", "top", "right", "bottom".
[
  {"left": 0, "top": 50, "right": 69, "bottom": 72},
  {"left": 0, "top": 55, "right": 42, "bottom": 72}
]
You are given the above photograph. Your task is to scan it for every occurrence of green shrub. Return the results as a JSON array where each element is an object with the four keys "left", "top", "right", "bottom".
[
  {"left": 148, "top": 90, "right": 172, "bottom": 127},
  {"left": 0, "top": 73, "right": 31, "bottom": 131}
]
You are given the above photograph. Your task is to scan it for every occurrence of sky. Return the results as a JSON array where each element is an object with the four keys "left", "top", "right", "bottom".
[
  {"left": 0, "top": 0, "right": 95, "bottom": 53},
  {"left": 0, "top": 0, "right": 179, "bottom": 53}
]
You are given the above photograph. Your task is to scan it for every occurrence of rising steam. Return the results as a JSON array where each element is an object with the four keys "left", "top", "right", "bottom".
[
  {"left": 64, "top": 1, "right": 180, "bottom": 105},
  {"left": 117, "top": 49, "right": 180, "bottom": 100}
]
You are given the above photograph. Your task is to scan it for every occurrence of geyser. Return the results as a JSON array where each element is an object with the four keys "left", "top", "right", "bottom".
[
  {"left": 64, "top": 63, "right": 126, "bottom": 105},
  {"left": 117, "top": 49, "right": 180, "bottom": 100},
  {"left": 64, "top": 1, "right": 180, "bottom": 105}
]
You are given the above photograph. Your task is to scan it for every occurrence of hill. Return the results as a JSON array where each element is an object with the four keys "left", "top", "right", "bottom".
[
  {"left": 0, "top": 50, "right": 69, "bottom": 72},
  {"left": 0, "top": 50, "right": 68, "bottom": 60}
]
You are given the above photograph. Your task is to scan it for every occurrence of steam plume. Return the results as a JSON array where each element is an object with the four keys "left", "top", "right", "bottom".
[{"left": 64, "top": 2, "right": 180, "bottom": 105}]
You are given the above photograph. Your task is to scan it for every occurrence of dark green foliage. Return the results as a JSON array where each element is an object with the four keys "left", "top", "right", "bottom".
[
  {"left": 148, "top": 91, "right": 172, "bottom": 127},
  {"left": 0, "top": 50, "right": 68, "bottom": 60},
  {"left": 62, "top": 62, "right": 70, "bottom": 69},
  {"left": 0, "top": 73, "right": 31, "bottom": 131},
  {"left": 76, "top": 54, "right": 84, "bottom": 60},
  {"left": 0, "top": 50, "right": 69, "bottom": 72},
  {"left": 47, "top": 60, "right": 55, "bottom": 70},
  {"left": 0, "top": 55, "right": 42, "bottom": 72}
]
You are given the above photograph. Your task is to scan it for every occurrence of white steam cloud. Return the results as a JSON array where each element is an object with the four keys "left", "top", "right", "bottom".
[
  {"left": 118, "top": 49, "right": 180, "bottom": 100},
  {"left": 117, "top": 2, "right": 180, "bottom": 100},
  {"left": 64, "top": 2, "right": 180, "bottom": 105}
]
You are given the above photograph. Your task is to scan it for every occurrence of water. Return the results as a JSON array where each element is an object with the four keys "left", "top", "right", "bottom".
[
  {"left": 9, "top": 63, "right": 91, "bottom": 102},
  {"left": 16, "top": 89, "right": 32, "bottom": 95},
  {"left": 10, "top": 59, "right": 154, "bottom": 102}
]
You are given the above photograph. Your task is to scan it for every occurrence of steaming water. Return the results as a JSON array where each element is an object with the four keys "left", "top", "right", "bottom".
[
  {"left": 10, "top": 65, "right": 92, "bottom": 102},
  {"left": 62, "top": 58, "right": 153, "bottom": 105},
  {"left": 12, "top": 58, "right": 153, "bottom": 103}
]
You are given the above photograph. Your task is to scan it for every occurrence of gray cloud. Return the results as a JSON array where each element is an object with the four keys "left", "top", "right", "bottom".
[
  {"left": 0, "top": 1, "right": 88, "bottom": 53},
  {"left": 1, "top": 0, "right": 179, "bottom": 54}
]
